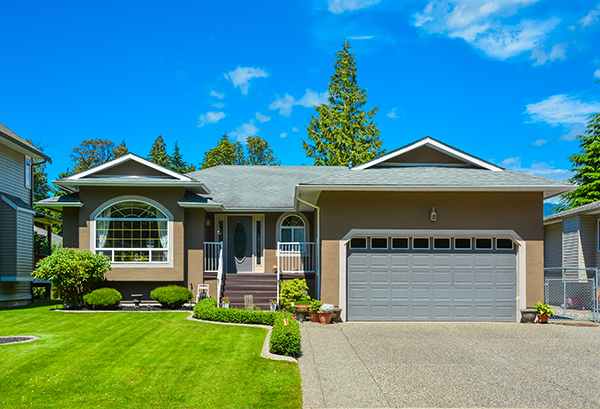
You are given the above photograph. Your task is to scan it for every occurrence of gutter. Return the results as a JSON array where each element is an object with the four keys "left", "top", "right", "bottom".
[{"left": 296, "top": 195, "right": 321, "bottom": 301}]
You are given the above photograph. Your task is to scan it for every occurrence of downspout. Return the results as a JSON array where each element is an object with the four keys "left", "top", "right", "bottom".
[{"left": 296, "top": 195, "right": 321, "bottom": 300}]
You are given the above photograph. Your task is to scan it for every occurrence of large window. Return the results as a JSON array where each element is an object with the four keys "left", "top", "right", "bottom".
[
  {"left": 280, "top": 215, "right": 305, "bottom": 242},
  {"left": 95, "top": 200, "right": 169, "bottom": 263}
]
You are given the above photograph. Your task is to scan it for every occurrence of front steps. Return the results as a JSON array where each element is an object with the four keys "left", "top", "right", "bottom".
[{"left": 221, "top": 273, "right": 277, "bottom": 310}]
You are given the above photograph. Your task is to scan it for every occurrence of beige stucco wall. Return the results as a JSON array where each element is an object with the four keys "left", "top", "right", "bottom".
[
  {"left": 77, "top": 186, "right": 187, "bottom": 282},
  {"left": 184, "top": 207, "right": 205, "bottom": 296},
  {"left": 318, "top": 191, "right": 544, "bottom": 308}
]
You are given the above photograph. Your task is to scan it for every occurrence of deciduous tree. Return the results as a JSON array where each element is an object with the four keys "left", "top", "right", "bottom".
[
  {"left": 303, "top": 39, "right": 384, "bottom": 166},
  {"left": 202, "top": 134, "right": 246, "bottom": 169}
]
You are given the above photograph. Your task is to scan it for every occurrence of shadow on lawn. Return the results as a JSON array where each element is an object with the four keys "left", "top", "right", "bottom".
[{"left": 0, "top": 299, "right": 63, "bottom": 311}]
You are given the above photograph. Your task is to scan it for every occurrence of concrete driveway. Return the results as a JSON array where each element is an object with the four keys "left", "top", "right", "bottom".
[{"left": 298, "top": 321, "right": 600, "bottom": 408}]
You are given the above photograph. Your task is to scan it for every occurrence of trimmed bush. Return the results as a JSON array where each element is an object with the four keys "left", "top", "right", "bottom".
[
  {"left": 150, "top": 285, "right": 193, "bottom": 309},
  {"left": 269, "top": 311, "right": 301, "bottom": 356},
  {"left": 83, "top": 288, "right": 122, "bottom": 309},
  {"left": 280, "top": 279, "right": 310, "bottom": 309},
  {"left": 194, "top": 298, "right": 277, "bottom": 325}
]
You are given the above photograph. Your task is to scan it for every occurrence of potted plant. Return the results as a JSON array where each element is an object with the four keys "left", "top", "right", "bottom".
[
  {"left": 534, "top": 301, "right": 554, "bottom": 323},
  {"left": 317, "top": 303, "right": 334, "bottom": 324},
  {"left": 269, "top": 299, "right": 277, "bottom": 312},
  {"left": 309, "top": 300, "right": 323, "bottom": 322},
  {"left": 222, "top": 297, "right": 230, "bottom": 308}
]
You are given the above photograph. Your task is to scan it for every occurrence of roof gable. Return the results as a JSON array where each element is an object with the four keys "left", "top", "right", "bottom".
[
  {"left": 69, "top": 154, "right": 192, "bottom": 181},
  {"left": 353, "top": 137, "right": 503, "bottom": 171}
]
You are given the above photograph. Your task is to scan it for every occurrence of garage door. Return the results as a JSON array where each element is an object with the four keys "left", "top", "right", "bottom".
[{"left": 347, "top": 236, "right": 517, "bottom": 322}]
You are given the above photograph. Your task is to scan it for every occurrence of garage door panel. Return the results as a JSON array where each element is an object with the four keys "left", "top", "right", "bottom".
[{"left": 347, "top": 242, "right": 517, "bottom": 322}]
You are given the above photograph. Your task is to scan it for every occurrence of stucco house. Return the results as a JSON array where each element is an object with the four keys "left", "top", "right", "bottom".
[
  {"left": 0, "top": 122, "right": 53, "bottom": 306},
  {"left": 38, "top": 137, "right": 573, "bottom": 321},
  {"left": 543, "top": 201, "right": 600, "bottom": 278}
]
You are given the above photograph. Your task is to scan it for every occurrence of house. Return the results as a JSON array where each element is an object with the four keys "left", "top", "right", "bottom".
[
  {"left": 0, "top": 122, "right": 53, "bottom": 307},
  {"left": 543, "top": 201, "right": 600, "bottom": 279},
  {"left": 37, "top": 137, "right": 574, "bottom": 321}
]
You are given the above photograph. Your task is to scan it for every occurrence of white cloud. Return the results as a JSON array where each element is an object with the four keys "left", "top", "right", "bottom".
[
  {"left": 413, "top": 1, "right": 560, "bottom": 61},
  {"left": 210, "top": 90, "right": 225, "bottom": 99},
  {"left": 224, "top": 67, "right": 268, "bottom": 95},
  {"left": 198, "top": 111, "right": 225, "bottom": 127},
  {"left": 559, "top": 124, "right": 586, "bottom": 142},
  {"left": 230, "top": 120, "right": 259, "bottom": 143},
  {"left": 328, "top": 0, "right": 380, "bottom": 14},
  {"left": 349, "top": 36, "right": 375, "bottom": 40},
  {"left": 498, "top": 157, "right": 570, "bottom": 180},
  {"left": 292, "top": 127, "right": 299, "bottom": 132},
  {"left": 567, "top": 25, "right": 576, "bottom": 30},
  {"left": 387, "top": 108, "right": 399, "bottom": 118},
  {"left": 595, "top": 69, "right": 600, "bottom": 78},
  {"left": 579, "top": 4, "right": 600, "bottom": 28},
  {"left": 280, "top": 133, "right": 288, "bottom": 138},
  {"left": 531, "top": 138, "right": 548, "bottom": 146},
  {"left": 255, "top": 112, "right": 271, "bottom": 123},
  {"left": 530, "top": 43, "right": 567, "bottom": 66},
  {"left": 269, "top": 89, "right": 328, "bottom": 117},
  {"left": 212, "top": 102, "right": 225, "bottom": 108},
  {"left": 525, "top": 94, "right": 600, "bottom": 126}
]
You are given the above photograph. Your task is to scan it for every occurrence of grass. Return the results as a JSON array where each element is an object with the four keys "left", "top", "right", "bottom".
[{"left": 0, "top": 301, "right": 302, "bottom": 409}]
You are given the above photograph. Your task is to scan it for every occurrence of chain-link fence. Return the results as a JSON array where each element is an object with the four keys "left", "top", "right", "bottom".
[{"left": 544, "top": 268, "right": 599, "bottom": 323}]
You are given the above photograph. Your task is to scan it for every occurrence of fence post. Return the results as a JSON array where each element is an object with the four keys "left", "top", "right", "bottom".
[{"left": 563, "top": 278, "right": 567, "bottom": 316}]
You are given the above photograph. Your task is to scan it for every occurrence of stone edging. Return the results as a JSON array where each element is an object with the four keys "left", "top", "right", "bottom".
[{"left": 186, "top": 313, "right": 298, "bottom": 363}]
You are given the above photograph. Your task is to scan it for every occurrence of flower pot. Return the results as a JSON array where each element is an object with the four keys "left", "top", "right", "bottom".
[
  {"left": 222, "top": 303, "right": 230, "bottom": 309},
  {"left": 318, "top": 312, "right": 333, "bottom": 324},
  {"left": 332, "top": 307, "right": 342, "bottom": 323},
  {"left": 538, "top": 314, "right": 549, "bottom": 323},
  {"left": 269, "top": 303, "right": 277, "bottom": 312},
  {"left": 520, "top": 308, "right": 537, "bottom": 323},
  {"left": 310, "top": 311, "right": 319, "bottom": 322}
]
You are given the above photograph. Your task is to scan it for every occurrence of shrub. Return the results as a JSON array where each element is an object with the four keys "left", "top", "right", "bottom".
[
  {"left": 280, "top": 279, "right": 310, "bottom": 309},
  {"left": 309, "top": 300, "right": 323, "bottom": 312},
  {"left": 319, "top": 303, "right": 334, "bottom": 313},
  {"left": 83, "top": 288, "right": 122, "bottom": 309},
  {"left": 194, "top": 299, "right": 277, "bottom": 325},
  {"left": 270, "top": 311, "right": 301, "bottom": 356},
  {"left": 151, "top": 285, "right": 193, "bottom": 309},
  {"left": 32, "top": 248, "right": 112, "bottom": 307}
]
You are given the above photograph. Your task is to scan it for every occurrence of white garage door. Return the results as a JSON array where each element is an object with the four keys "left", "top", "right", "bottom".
[{"left": 347, "top": 236, "right": 517, "bottom": 322}]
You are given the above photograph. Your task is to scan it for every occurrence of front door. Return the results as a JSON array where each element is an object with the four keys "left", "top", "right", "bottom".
[{"left": 227, "top": 216, "right": 253, "bottom": 273}]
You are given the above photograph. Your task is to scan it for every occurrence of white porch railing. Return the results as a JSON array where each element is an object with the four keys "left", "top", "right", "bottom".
[
  {"left": 277, "top": 242, "right": 316, "bottom": 305},
  {"left": 204, "top": 242, "right": 223, "bottom": 306}
]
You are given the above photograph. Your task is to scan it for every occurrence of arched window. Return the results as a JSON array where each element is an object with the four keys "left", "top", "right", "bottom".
[
  {"left": 280, "top": 215, "right": 305, "bottom": 243},
  {"left": 95, "top": 200, "right": 169, "bottom": 263}
]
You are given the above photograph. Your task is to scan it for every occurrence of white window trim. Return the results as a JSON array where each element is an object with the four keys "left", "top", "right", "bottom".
[
  {"left": 370, "top": 237, "right": 389, "bottom": 250},
  {"left": 276, "top": 212, "right": 310, "bottom": 244},
  {"left": 474, "top": 237, "right": 494, "bottom": 250},
  {"left": 432, "top": 237, "right": 451, "bottom": 250},
  {"left": 90, "top": 196, "right": 174, "bottom": 268},
  {"left": 391, "top": 237, "right": 410, "bottom": 250},
  {"left": 453, "top": 237, "right": 472, "bottom": 250},
  {"left": 25, "top": 157, "right": 31, "bottom": 189},
  {"left": 495, "top": 237, "right": 515, "bottom": 250},
  {"left": 349, "top": 237, "right": 367, "bottom": 249},
  {"left": 412, "top": 237, "right": 430, "bottom": 250}
]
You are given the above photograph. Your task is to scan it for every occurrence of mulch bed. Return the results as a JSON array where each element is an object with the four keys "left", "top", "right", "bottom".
[
  {"left": 0, "top": 336, "right": 40, "bottom": 345},
  {"left": 56, "top": 305, "right": 194, "bottom": 312}
]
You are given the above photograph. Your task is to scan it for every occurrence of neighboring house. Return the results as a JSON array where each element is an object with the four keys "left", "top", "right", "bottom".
[
  {"left": 38, "top": 137, "right": 573, "bottom": 321},
  {"left": 0, "top": 122, "right": 52, "bottom": 306},
  {"left": 543, "top": 201, "right": 600, "bottom": 279}
]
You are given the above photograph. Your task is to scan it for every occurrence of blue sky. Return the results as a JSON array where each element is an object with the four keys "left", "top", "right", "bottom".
[{"left": 1, "top": 0, "right": 600, "bottom": 203}]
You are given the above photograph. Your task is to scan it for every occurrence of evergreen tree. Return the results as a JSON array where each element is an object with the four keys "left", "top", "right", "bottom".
[
  {"left": 148, "top": 135, "right": 171, "bottom": 168},
  {"left": 246, "top": 136, "right": 281, "bottom": 165},
  {"left": 171, "top": 141, "right": 197, "bottom": 173},
  {"left": 555, "top": 110, "right": 600, "bottom": 211},
  {"left": 303, "top": 39, "right": 385, "bottom": 167},
  {"left": 201, "top": 134, "right": 246, "bottom": 169}
]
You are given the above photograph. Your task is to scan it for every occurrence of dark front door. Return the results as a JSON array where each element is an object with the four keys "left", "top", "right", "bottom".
[{"left": 227, "top": 216, "right": 253, "bottom": 273}]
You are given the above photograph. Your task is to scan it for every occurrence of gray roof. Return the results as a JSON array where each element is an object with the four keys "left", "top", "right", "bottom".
[
  {"left": 544, "top": 200, "right": 600, "bottom": 222},
  {"left": 301, "top": 167, "right": 572, "bottom": 188},
  {"left": 37, "top": 192, "right": 81, "bottom": 205},
  {"left": 187, "top": 166, "right": 345, "bottom": 209},
  {"left": 0, "top": 122, "right": 51, "bottom": 162},
  {"left": 1, "top": 191, "right": 32, "bottom": 210}
]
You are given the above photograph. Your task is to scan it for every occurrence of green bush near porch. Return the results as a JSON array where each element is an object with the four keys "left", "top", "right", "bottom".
[
  {"left": 270, "top": 312, "right": 301, "bottom": 356},
  {"left": 83, "top": 288, "right": 122, "bottom": 309},
  {"left": 150, "top": 285, "right": 193, "bottom": 309}
]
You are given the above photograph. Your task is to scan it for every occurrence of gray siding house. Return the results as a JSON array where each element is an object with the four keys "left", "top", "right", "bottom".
[
  {"left": 544, "top": 202, "right": 600, "bottom": 279},
  {"left": 0, "top": 122, "right": 52, "bottom": 306}
]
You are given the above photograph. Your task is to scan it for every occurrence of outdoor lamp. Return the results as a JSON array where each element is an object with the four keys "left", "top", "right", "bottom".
[{"left": 430, "top": 207, "right": 437, "bottom": 222}]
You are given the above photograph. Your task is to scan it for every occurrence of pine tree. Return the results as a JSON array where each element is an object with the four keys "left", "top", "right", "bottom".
[
  {"left": 303, "top": 39, "right": 385, "bottom": 166},
  {"left": 555, "top": 111, "right": 600, "bottom": 211},
  {"left": 148, "top": 135, "right": 171, "bottom": 168},
  {"left": 201, "top": 133, "right": 246, "bottom": 169},
  {"left": 246, "top": 136, "right": 281, "bottom": 166},
  {"left": 171, "top": 141, "right": 197, "bottom": 173}
]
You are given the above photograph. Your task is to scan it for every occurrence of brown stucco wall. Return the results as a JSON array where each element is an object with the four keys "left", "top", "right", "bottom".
[
  {"left": 62, "top": 207, "right": 80, "bottom": 248},
  {"left": 318, "top": 191, "right": 544, "bottom": 307},
  {"left": 184, "top": 207, "right": 205, "bottom": 296},
  {"left": 77, "top": 186, "right": 186, "bottom": 282}
]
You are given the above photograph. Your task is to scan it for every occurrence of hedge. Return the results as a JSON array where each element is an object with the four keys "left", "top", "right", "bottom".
[
  {"left": 269, "top": 311, "right": 301, "bottom": 356},
  {"left": 83, "top": 288, "right": 122, "bottom": 309},
  {"left": 150, "top": 285, "right": 193, "bottom": 309},
  {"left": 193, "top": 298, "right": 301, "bottom": 356}
]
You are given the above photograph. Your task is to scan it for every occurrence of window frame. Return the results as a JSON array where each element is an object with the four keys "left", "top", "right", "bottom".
[
  {"left": 432, "top": 237, "right": 451, "bottom": 250},
  {"left": 474, "top": 237, "right": 494, "bottom": 250},
  {"left": 370, "top": 237, "right": 388, "bottom": 250},
  {"left": 412, "top": 237, "right": 430, "bottom": 250},
  {"left": 453, "top": 237, "right": 472, "bottom": 250},
  {"left": 349, "top": 237, "right": 367, "bottom": 249},
  {"left": 25, "top": 157, "right": 31, "bottom": 189},
  {"left": 495, "top": 238, "right": 514, "bottom": 250},
  {"left": 391, "top": 237, "right": 409, "bottom": 250}
]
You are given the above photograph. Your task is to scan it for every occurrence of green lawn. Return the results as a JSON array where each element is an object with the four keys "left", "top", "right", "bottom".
[{"left": 0, "top": 302, "right": 302, "bottom": 409}]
